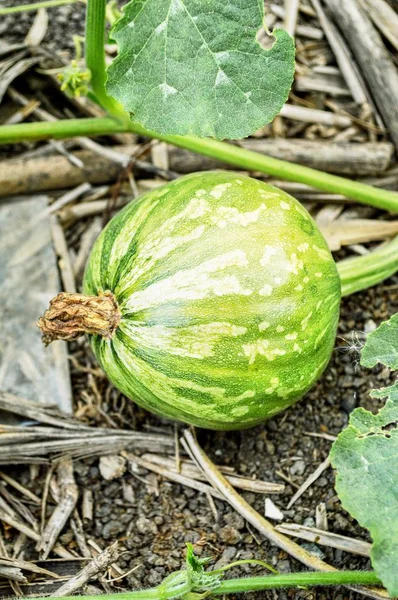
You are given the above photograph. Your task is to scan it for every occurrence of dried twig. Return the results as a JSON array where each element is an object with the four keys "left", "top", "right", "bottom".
[
  {"left": 321, "top": 219, "right": 398, "bottom": 251},
  {"left": 0, "top": 507, "right": 75, "bottom": 559},
  {"left": 280, "top": 103, "right": 351, "bottom": 127},
  {"left": 50, "top": 215, "right": 77, "bottom": 293},
  {"left": 324, "top": 0, "right": 398, "bottom": 149},
  {"left": 123, "top": 452, "right": 225, "bottom": 500},
  {"left": 287, "top": 457, "right": 331, "bottom": 509},
  {"left": 284, "top": 0, "right": 300, "bottom": 36},
  {"left": 315, "top": 502, "right": 328, "bottom": 531},
  {"left": 73, "top": 218, "right": 102, "bottom": 278},
  {"left": 87, "top": 540, "right": 123, "bottom": 579},
  {"left": 82, "top": 489, "right": 93, "bottom": 522},
  {"left": 0, "top": 566, "right": 27, "bottom": 583},
  {"left": 361, "top": 0, "right": 398, "bottom": 51},
  {"left": 0, "top": 557, "right": 59, "bottom": 578},
  {"left": 24, "top": 7, "right": 48, "bottom": 46},
  {"left": 0, "top": 57, "right": 40, "bottom": 103},
  {"left": 47, "top": 183, "right": 92, "bottom": 216},
  {"left": 0, "top": 484, "right": 37, "bottom": 527},
  {"left": 310, "top": 0, "right": 369, "bottom": 105},
  {"left": 37, "top": 459, "right": 78, "bottom": 559},
  {"left": 51, "top": 542, "right": 120, "bottom": 596},
  {"left": 71, "top": 511, "right": 91, "bottom": 558},
  {"left": 275, "top": 523, "right": 371, "bottom": 557},
  {"left": 140, "top": 453, "right": 284, "bottom": 494},
  {"left": 0, "top": 471, "right": 40, "bottom": 504}
]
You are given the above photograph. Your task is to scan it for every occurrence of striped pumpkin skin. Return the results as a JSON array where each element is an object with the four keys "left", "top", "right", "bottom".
[{"left": 83, "top": 171, "right": 341, "bottom": 430}]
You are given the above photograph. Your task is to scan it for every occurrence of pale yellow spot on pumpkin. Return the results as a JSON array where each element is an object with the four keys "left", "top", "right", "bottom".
[
  {"left": 123, "top": 321, "right": 247, "bottom": 360},
  {"left": 259, "top": 284, "right": 273, "bottom": 296},
  {"left": 303, "top": 276, "right": 310, "bottom": 284},
  {"left": 301, "top": 311, "right": 313, "bottom": 331},
  {"left": 285, "top": 332, "right": 298, "bottom": 340},
  {"left": 211, "top": 204, "right": 266, "bottom": 228},
  {"left": 124, "top": 250, "right": 252, "bottom": 312},
  {"left": 258, "top": 188, "right": 280, "bottom": 198},
  {"left": 280, "top": 200, "right": 291, "bottom": 210},
  {"left": 231, "top": 405, "right": 250, "bottom": 416},
  {"left": 315, "top": 328, "right": 328, "bottom": 345},
  {"left": 243, "top": 340, "right": 286, "bottom": 364},
  {"left": 295, "top": 284, "right": 303, "bottom": 291},
  {"left": 274, "top": 277, "right": 282, "bottom": 284},
  {"left": 294, "top": 343, "right": 303, "bottom": 353},
  {"left": 258, "top": 321, "right": 271, "bottom": 331},
  {"left": 260, "top": 245, "right": 277, "bottom": 266},
  {"left": 298, "top": 243, "right": 309, "bottom": 252},
  {"left": 266, "top": 377, "right": 280, "bottom": 395},
  {"left": 315, "top": 272, "right": 323, "bottom": 278},
  {"left": 209, "top": 182, "right": 232, "bottom": 199},
  {"left": 276, "top": 325, "right": 285, "bottom": 332},
  {"left": 285, "top": 253, "right": 304, "bottom": 275}
]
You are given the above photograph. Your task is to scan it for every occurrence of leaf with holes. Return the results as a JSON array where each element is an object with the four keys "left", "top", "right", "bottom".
[
  {"left": 361, "top": 313, "right": 398, "bottom": 370},
  {"left": 330, "top": 315, "right": 398, "bottom": 596},
  {"left": 106, "top": 0, "right": 295, "bottom": 139}
]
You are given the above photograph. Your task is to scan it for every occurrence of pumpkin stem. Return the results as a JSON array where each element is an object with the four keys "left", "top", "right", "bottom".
[{"left": 37, "top": 291, "right": 120, "bottom": 345}]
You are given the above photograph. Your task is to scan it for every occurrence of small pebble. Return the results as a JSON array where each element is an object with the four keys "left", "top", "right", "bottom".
[{"left": 264, "top": 498, "right": 284, "bottom": 521}]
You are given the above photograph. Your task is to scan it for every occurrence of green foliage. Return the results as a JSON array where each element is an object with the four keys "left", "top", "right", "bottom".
[
  {"left": 57, "top": 60, "right": 91, "bottom": 97},
  {"left": 106, "top": 0, "right": 295, "bottom": 139},
  {"left": 361, "top": 312, "right": 398, "bottom": 370},
  {"left": 330, "top": 314, "right": 398, "bottom": 596}
]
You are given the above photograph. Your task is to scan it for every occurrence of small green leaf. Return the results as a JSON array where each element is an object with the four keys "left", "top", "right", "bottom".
[
  {"left": 330, "top": 383, "right": 398, "bottom": 596},
  {"left": 185, "top": 544, "right": 222, "bottom": 593},
  {"left": 106, "top": 0, "right": 295, "bottom": 139},
  {"left": 361, "top": 313, "right": 398, "bottom": 370},
  {"left": 331, "top": 313, "right": 398, "bottom": 595}
]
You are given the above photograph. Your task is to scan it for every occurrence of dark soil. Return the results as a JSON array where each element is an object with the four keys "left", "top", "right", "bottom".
[{"left": 1, "top": 0, "right": 86, "bottom": 54}]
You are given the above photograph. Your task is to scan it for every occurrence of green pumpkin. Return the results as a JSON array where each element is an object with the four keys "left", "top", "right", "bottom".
[{"left": 83, "top": 171, "right": 341, "bottom": 429}]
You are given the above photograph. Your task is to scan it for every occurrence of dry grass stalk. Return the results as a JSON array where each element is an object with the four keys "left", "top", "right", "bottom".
[
  {"left": 361, "top": 0, "right": 398, "bottom": 52},
  {"left": 123, "top": 451, "right": 225, "bottom": 500},
  {"left": 37, "top": 459, "right": 78, "bottom": 559},
  {"left": 51, "top": 542, "right": 120, "bottom": 596},
  {"left": 140, "top": 453, "right": 285, "bottom": 494},
  {"left": 50, "top": 216, "right": 77, "bottom": 294},
  {"left": 287, "top": 457, "right": 331, "bottom": 509},
  {"left": 275, "top": 522, "right": 372, "bottom": 557},
  {"left": 324, "top": 0, "right": 398, "bottom": 149},
  {"left": 310, "top": 0, "right": 369, "bottom": 105}
]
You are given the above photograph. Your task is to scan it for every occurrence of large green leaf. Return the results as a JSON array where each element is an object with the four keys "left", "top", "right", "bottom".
[
  {"left": 330, "top": 314, "right": 398, "bottom": 596},
  {"left": 361, "top": 312, "right": 398, "bottom": 370},
  {"left": 106, "top": 0, "right": 295, "bottom": 139}
]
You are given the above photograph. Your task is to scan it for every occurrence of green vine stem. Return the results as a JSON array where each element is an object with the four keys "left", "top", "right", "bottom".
[
  {"left": 26, "top": 571, "right": 381, "bottom": 600},
  {"left": 216, "top": 572, "right": 381, "bottom": 594},
  {"left": 84, "top": 0, "right": 126, "bottom": 115},
  {"left": 338, "top": 235, "right": 398, "bottom": 296},
  {"left": 1, "top": 118, "right": 398, "bottom": 214}
]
